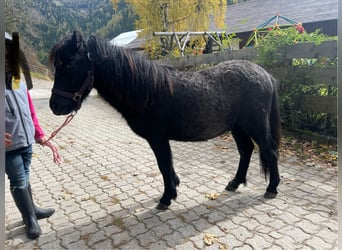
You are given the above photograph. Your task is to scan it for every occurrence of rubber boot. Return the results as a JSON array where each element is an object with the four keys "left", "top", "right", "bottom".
[
  {"left": 11, "top": 187, "right": 42, "bottom": 239},
  {"left": 28, "top": 184, "right": 55, "bottom": 219}
]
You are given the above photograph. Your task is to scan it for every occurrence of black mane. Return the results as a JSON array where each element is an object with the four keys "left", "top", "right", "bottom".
[
  {"left": 88, "top": 35, "right": 174, "bottom": 110},
  {"left": 50, "top": 32, "right": 174, "bottom": 111}
]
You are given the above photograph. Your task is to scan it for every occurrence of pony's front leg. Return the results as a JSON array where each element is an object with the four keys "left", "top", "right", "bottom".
[{"left": 147, "top": 137, "right": 180, "bottom": 210}]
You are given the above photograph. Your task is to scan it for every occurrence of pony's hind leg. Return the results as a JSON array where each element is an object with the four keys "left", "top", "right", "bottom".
[
  {"left": 147, "top": 137, "right": 179, "bottom": 210},
  {"left": 258, "top": 141, "right": 280, "bottom": 199},
  {"left": 250, "top": 124, "right": 280, "bottom": 199},
  {"left": 226, "top": 126, "right": 254, "bottom": 192}
]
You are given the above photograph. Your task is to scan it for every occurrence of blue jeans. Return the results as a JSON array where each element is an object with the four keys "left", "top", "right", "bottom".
[{"left": 5, "top": 145, "right": 32, "bottom": 190}]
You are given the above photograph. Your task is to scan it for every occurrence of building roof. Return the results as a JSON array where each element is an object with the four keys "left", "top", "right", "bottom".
[
  {"left": 217, "top": 0, "right": 337, "bottom": 33},
  {"left": 5, "top": 32, "right": 12, "bottom": 40},
  {"left": 112, "top": 1, "right": 337, "bottom": 50},
  {"left": 110, "top": 30, "right": 143, "bottom": 47}
]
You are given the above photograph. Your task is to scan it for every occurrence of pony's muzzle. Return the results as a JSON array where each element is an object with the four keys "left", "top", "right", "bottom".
[{"left": 49, "top": 95, "right": 75, "bottom": 116}]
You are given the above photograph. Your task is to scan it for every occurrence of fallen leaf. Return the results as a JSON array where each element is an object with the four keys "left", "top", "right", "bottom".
[
  {"left": 203, "top": 233, "right": 218, "bottom": 246},
  {"left": 279, "top": 136, "right": 337, "bottom": 168},
  {"left": 134, "top": 208, "right": 144, "bottom": 213},
  {"left": 219, "top": 243, "right": 230, "bottom": 250},
  {"left": 111, "top": 197, "right": 119, "bottom": 204},
  {"left": 205, "top": 193, "right": 219, "bottom": 200},
  {"left": 100, "top": 175, "right": 110, "bottom": 181}
]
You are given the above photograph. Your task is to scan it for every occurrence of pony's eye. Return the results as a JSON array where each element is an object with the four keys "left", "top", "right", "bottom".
[
  {"left": 55, "top": 60, "right": 70, "bottom": 70},
  {"left": 65, "top": 64, "right": 71, "bottom": 71}
]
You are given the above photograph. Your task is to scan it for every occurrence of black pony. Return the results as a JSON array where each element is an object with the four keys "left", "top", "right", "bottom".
[{"left": 49, "top": 31, "right": 281, "bottom": 210}]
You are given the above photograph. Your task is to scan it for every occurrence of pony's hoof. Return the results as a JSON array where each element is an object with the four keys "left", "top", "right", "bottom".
[
  {"left": 225, "top": 182, "right": 238, "bottom": 192},
  {"left": 264, "top": 191, "right": 277, "bottom": 199},
  {"left": 156, "top": 202, "right": 169, "bottom": 211}
]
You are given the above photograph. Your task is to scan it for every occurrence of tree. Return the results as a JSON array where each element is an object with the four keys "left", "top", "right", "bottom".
[
  {"left": 227, "top": 0, "right": 250, "bottom": 5},
  {"left": 5, "top": 0, "right": 42, "bottom": 67},
  {"left": 5, "top": 0, "right": 32, "bottom": 31},
  {"left": 112, "top": 0, "right": 226, "bottom": 57},
  {"left": 6, "top": 0, "right": 127, "bottom": 66},
  {"left": 97, "top": 1, "right": 136, "bottom": 39}
]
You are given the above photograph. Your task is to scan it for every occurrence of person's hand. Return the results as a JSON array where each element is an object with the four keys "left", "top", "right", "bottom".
[
  {"left": 35, "top": 136, "right": 46, "bottom": 146},
  {"left": 5, "top": 133, "right": 12, "bottom": 148}
]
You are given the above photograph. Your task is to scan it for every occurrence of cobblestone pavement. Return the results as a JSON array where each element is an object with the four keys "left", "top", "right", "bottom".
[{"left": 5, "top": 80, "right": 337, "bottom": 249}]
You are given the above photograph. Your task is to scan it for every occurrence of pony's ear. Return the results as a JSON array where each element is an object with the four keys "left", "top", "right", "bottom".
[
  {"left": 86, "top": 35, "right": 98, "bottom": 62},
  {"left": 71, "top": 30, "right": 84, "bottom": 50}
]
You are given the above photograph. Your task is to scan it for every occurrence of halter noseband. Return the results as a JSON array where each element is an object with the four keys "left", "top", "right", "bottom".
[{"left": 52, "top": 63, "right": 94, "bottom": 111}]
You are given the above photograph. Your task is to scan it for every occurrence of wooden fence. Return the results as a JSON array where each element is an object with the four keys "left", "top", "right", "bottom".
[
  {"left": 28, "top": 63, "right": 50, "bottom": 77},
  {"left": 27, "top": 41, "right": 337, "bottom": 142},
  {"left": 160, "top": 40, "right": 337, "bottom": 143}
]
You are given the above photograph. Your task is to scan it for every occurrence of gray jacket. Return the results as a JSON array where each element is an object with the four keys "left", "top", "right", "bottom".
[{"left": 5, "top": 81, "right": 35, "bottom": 152}]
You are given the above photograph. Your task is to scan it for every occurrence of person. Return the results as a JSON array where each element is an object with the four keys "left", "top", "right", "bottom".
[{"left": 5, "top": 32, "right": 55, "bottom": 239}]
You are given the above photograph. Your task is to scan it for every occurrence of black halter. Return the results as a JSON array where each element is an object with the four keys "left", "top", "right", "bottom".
[{"left": 51, "top": 64, "right": 94, "bottom": 111}]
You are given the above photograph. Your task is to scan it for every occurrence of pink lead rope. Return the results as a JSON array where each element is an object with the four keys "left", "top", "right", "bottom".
[
  {"left": 43, "top": 111, "right": 77, "bottom": 164},
  {"left": 44, "top": 140, "right": 62, "bottom": 164}
]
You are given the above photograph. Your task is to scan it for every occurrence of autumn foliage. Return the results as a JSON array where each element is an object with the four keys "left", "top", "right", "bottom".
[
  {"left": 112, "top": 0, "right": 226, "bottom": 35},
  {"left": 112, "top": 0, "right": 226, "bottom": 56}
]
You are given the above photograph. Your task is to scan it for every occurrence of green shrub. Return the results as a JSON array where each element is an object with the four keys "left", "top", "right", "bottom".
[{"left": 255, "top": 26, "right": 337, "bottom": 138}]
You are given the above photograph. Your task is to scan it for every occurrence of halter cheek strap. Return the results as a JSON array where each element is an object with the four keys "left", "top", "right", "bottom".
[{"left": 51, "top": 64, "right": 94, "bottom": 111}]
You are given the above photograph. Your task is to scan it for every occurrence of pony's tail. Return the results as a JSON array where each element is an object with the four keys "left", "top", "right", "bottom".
[
  {"left": 270, "top": 78, "right": 281, "bottom": 150},
  {"left": 260, "top": 77, "right": 281, "bottom": 179}
]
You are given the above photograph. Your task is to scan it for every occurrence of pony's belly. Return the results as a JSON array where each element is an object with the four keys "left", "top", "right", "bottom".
[{"left": 169, "top": 122, "right": 231, "bottom": 141}]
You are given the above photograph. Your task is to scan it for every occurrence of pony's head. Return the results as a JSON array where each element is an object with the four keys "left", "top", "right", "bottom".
[{"left": 49, "top": 30, "right": 94, "bottom": 115}]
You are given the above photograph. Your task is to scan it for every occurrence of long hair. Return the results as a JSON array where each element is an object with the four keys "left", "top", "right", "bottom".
[
  {"left": 5, "top": 32, "right": 33, "bottom": 89},
  {"left": 86, "top": 34, "right": 174, "bottom": 109}
]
